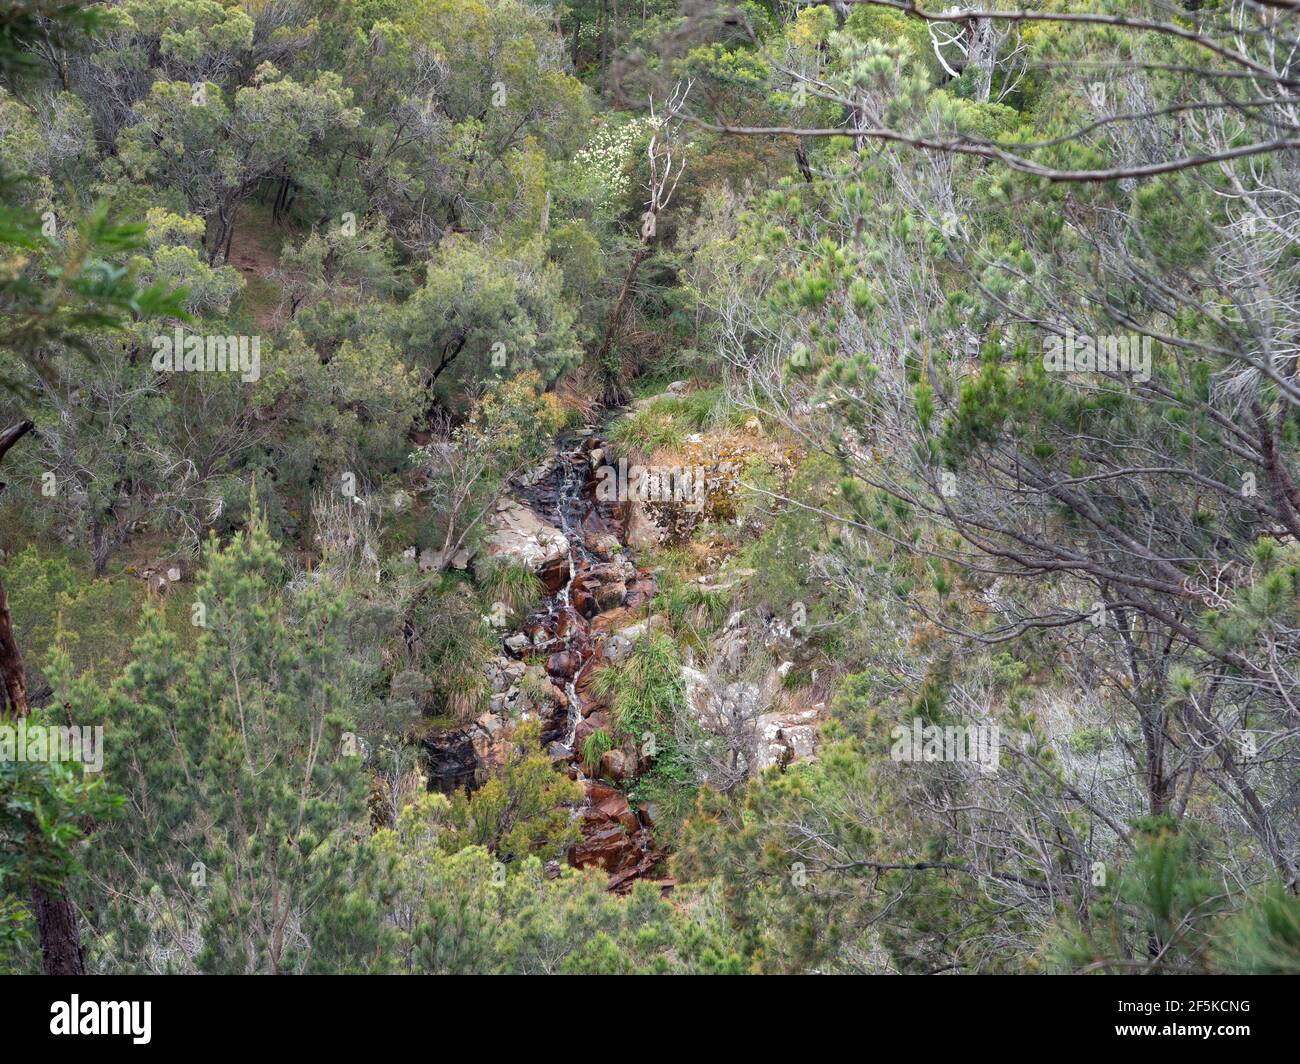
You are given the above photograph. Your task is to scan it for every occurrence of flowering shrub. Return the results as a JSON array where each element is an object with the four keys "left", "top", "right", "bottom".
[{"left": 572, "top": 116, "right": 654, "bottom": 208}]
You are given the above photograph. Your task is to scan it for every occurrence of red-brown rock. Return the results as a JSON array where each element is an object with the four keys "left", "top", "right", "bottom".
[
  {"left": 539, "top": 556, "right": 570, "bottom": 594},
  {"left": 624, "top": 575, "right": 657, "bottom": 608},
  {"left": 546, "top": 650, "right": 580, "bottom": 680},
  {"left": 569, "top": 822, "right": 634, "bottom": 873},
  {"left": 599, "top": 748, "right": 628, "bottom": 782},
  {"left": 584, "top": 780, "right": 617, "bottom": 802},
  {"left": 591, "top": 607, "right": 634, "bottom": 634}
]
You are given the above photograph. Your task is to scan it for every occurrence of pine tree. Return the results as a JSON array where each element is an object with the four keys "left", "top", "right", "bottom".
[{"left": 63, "top": 510, "right": 381, "bottom": 972}]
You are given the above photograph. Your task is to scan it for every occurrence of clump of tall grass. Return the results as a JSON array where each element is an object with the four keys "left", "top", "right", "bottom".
[
  {"left": 581, "top": 728, "right": 613, "bottom": 775},
  {"left": 652, "top": 569, "right": 728, "bottom": 648},
  {"left": 591, "top": 633, "right": 685, "bottom": 743},
  {"left": 478, "top": 560, "right": 542, "bottom": 623},
  {"left": 606, "top": 387, "right": 742, "bottom": 457}
]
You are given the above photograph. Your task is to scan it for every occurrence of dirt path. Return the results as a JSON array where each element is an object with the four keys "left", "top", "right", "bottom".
[{"left": 226, "top": 218, "right": 283, "bottom": 333}]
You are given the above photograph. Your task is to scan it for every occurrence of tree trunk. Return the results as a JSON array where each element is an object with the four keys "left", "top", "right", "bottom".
[
  {"left": 598, "top": 0, "right": 609, "bottom": 95},
  {"left": 0, "top": 421, "right": 34, "bottom": 716},
  {"left": 967, "top": 19, "right": 997, "bottom": 103},
  {"left": 0, "top": 578, "right": 29, "bottom": 717},
  {"left": 595, "top": 243, "right": 651, "bottom": 370},
  {"left": 796, "top": 137, "right": 813, "bottom": 183},
  {"left": 0, "top": 418, "right": 86, "bottom": 974},
  {"left": 223, "top": 202, "right": 239, "bottom": 263},
  {"left": 91, "top": 514, "right": 110, "bottom": 577},
  {"left": 30, "top": 882, "right": 86, "bottom": 975}
]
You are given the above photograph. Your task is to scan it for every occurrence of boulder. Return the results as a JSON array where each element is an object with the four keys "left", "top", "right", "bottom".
[
  {"left": 591, "top": 607, "right": 634, "bottom": 634},
  {"left": 586, "top": 781, "right": 621, "bottom": 805},
  {"left": 615, "top": 614, "right": 666, "bottom": 641},
  {"left": 470, "top": 713, "right": 513, "bottom": 771},
  {"left": 487, "top": 656, "right": 526, "bottom": 693},
  {"left": 538, "top": 555, "right": 571, "bottom": 594},
  {"left": 569, "top": 780, "right": 654, "bottom": 875},
  {"left": 546, "top": 650, "right": 581, "bottom": 680},
  {"left": 575, "top": 659, "right": 609, "bottom": 716},
  {"left": 599, "top": 748, "right": 628, "bottom": 782},
  {"left": 679, "top": 665, "right": 711, "bottom": 715},
  {"left": 625, "top": 501, "right": 662, "bottom": 550},
  {"left": 756, "top": 707, "right": 821, "bottom": 770},
  {"left": 714, "top": 627, "right": 749, "bottom": 673},
  {"left": 569, "top": 822, "right": 634, "bottom": 873},
  {"left": 484, "top": 498, "right": 570, "bottom": 574},
  {"left": 594, "top": 579, "right": 627, "bottom": 612},
  {"left": 517, "top": 457, "right": 556, "bottom": 487},
  {"left": 571, "top": 560, "right": 631, "bottom": 617},
  {"left": 623, "top": 573, "right": 657, "bottom": 609},
  {"left": 594, "top": 791, "right": 641, "bottom": 834},
  {"left": 571, "top": 580, "right": 596, "bottom": 617},
  {"left": 637, "top": 801, "right": 659, "bottom": 829},
  {"left": 585, "top": 531, "right": 621, "bottom": 561},
  {"left": 603, "top": 634, "right": 633, "bottom": 665},
  {"left": 418, "top": 546, "right": 471, "bottom": 572},
  {"left": 573, "top": 715, "right": 596, "bottom": 746}
]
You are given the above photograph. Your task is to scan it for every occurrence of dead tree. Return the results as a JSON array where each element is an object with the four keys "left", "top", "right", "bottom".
[{"left": 594, "top": 80, "right": 692, "bottom": 388}]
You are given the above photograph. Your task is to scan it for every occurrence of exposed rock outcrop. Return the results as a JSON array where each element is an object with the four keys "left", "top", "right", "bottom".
[
  {"left": 569, "top": 781, "right": 656, "bottom": 877},
  {"left": 427, "top": 416, "right": 818, "bottom": 891},
  {"left": 422, "top": 431, "right": 668, "bottom": 889}
]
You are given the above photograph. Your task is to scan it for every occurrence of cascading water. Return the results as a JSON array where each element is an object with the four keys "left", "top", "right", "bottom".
[
  {"left": 551, "top": 441, "right": 591, "bottom": 755},
  {"left": 479, "top": 426, "right": 666, "bottom": 887}
]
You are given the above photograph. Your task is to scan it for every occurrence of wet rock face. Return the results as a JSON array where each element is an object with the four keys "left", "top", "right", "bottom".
[
  {"left": 571, "top": 559, "right": 633, "bottom": 617},
  {"left": 523, "top": 436, "right": 670, "bottom": 886},
  {"left": 538, "top": 556, "right": 570, "bottom": 595},
  {"left": 573, "top": 708, "right": 608, "bottom": 747},
  {"left": 574, "top": 655, "right": 609, "bottom": 716},
  {"left": 422, "top": 729, "right": 485, "bottom": 795}
]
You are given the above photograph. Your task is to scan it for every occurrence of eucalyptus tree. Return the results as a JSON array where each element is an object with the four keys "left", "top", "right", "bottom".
[
  {"left": 337, "top": 0, "right": 589, "bottom": 256},
  {"left": 116, "top": 66, "right": 361, "bottom": 263}
]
